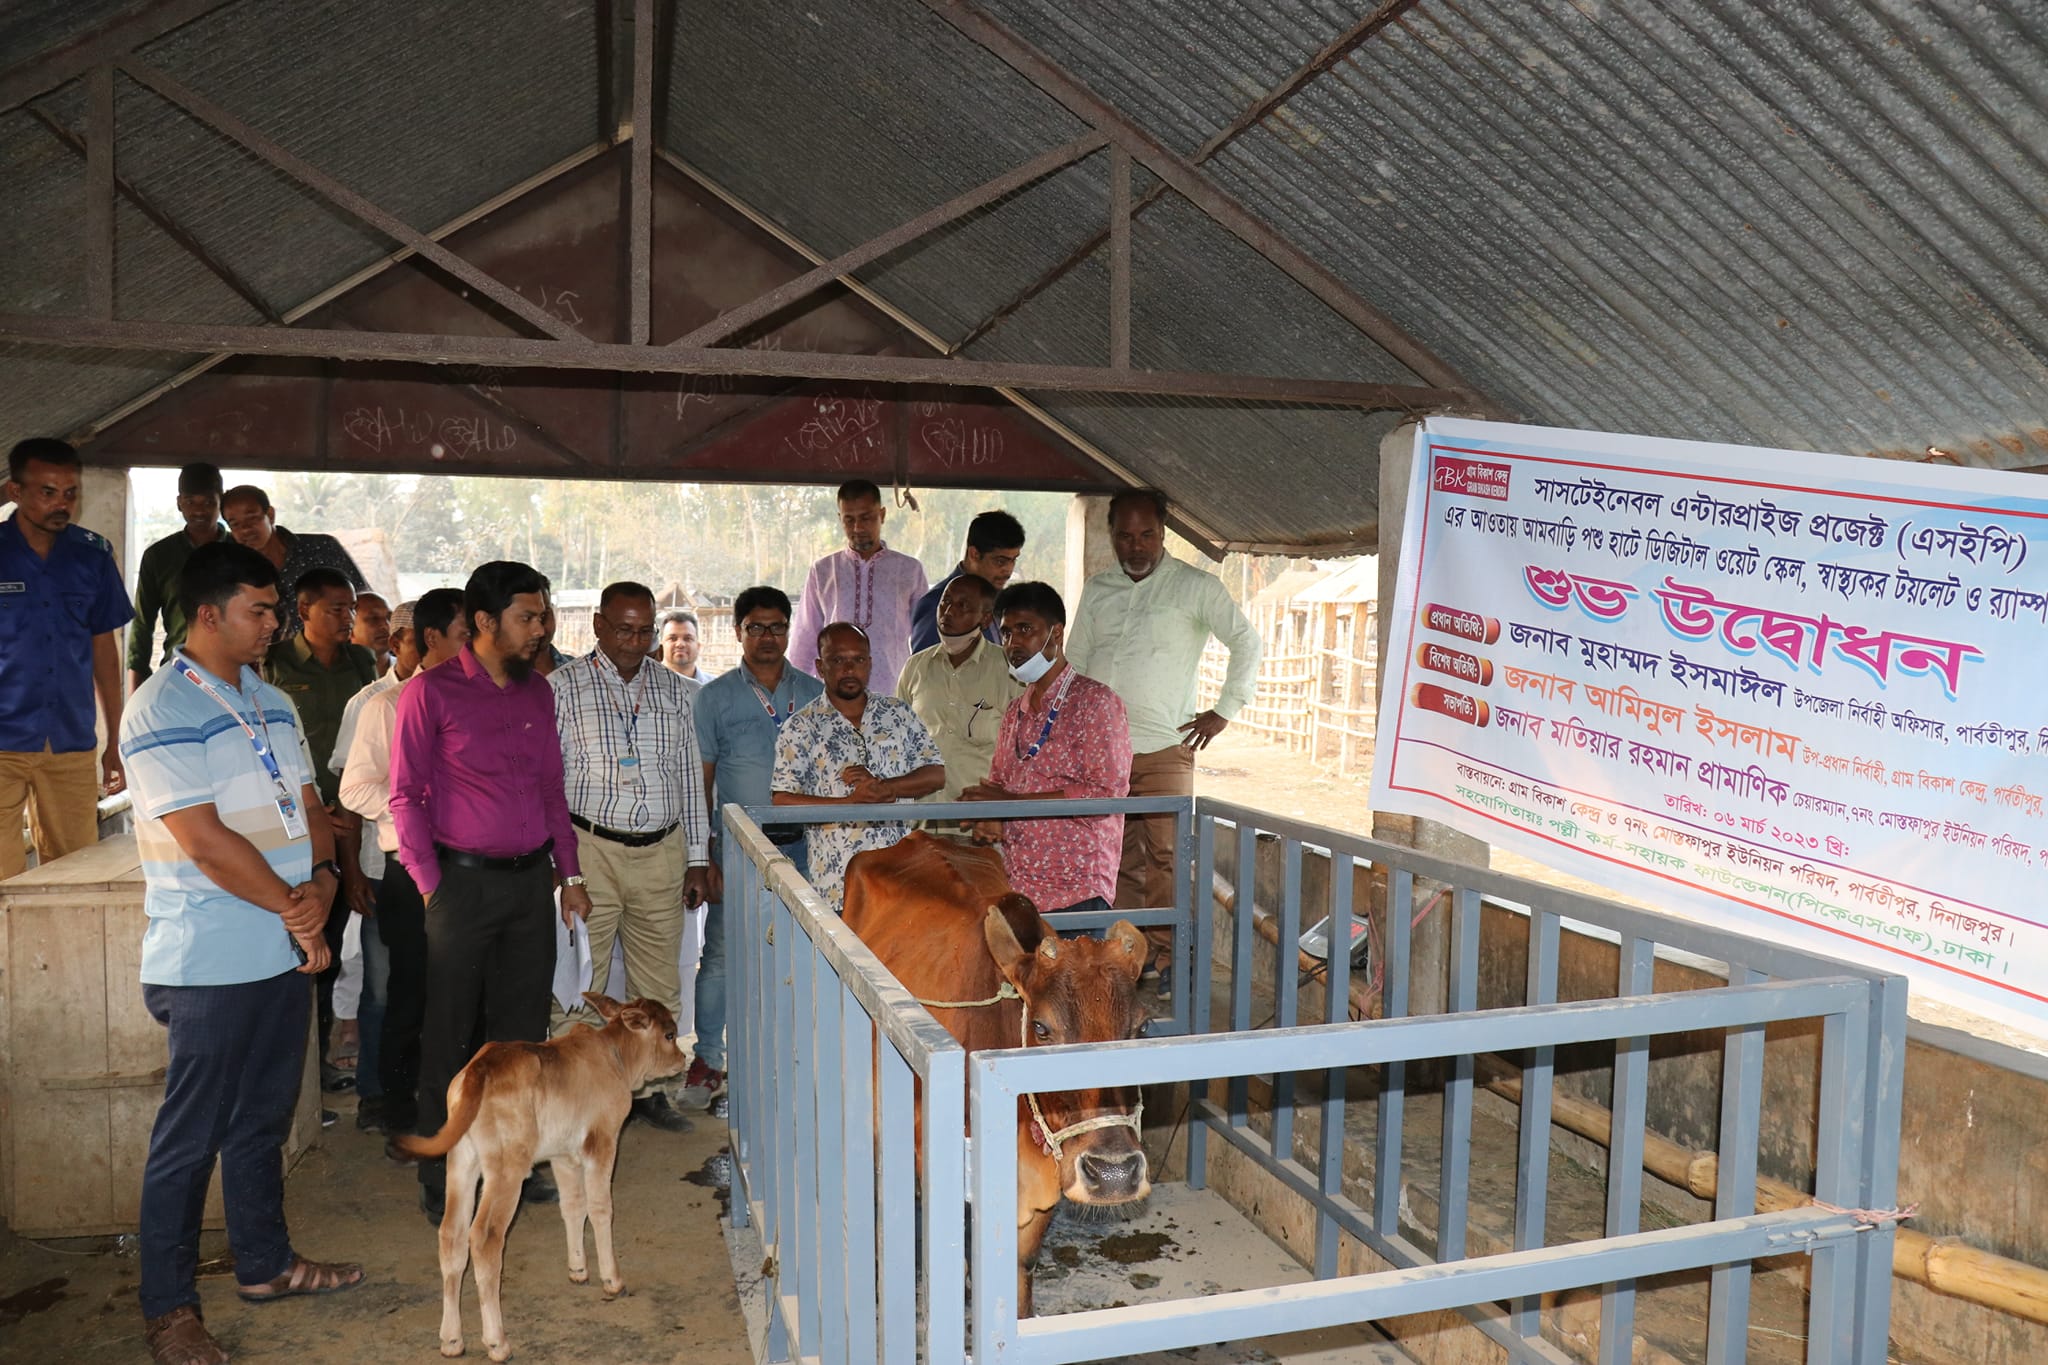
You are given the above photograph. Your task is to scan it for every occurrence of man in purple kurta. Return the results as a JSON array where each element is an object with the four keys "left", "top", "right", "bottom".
[
  {"left": 389, "top": 560, "right": 592, "bottom": 1221},
  {"left": 790, "top": 478, "right": 928, "bottom": 694}
]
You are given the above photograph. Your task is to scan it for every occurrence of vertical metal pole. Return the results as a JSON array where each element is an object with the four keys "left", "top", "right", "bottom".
[
  {"left": 1807, "top": 996, "right": 1868, "bottom": 1365},
  {"left": 1170, "top": 798, "right": 1194, "bottom": 1031},
  {"left": 1314, "top": 856, "right": 1354, "bottom": 1278},
  {"left": 1108, "top": 143, "right": 1131, "bottom": 368},
  {"left": 1373, "top": 868, "right": 1412, "bottom": 1237},
  {"left": 770, "top": 886, "right": 796, "bottom": 1328},
  {"left": 876, "top": 1045, "right": 917, "bottom": 1363},
  {"left": 791, "top": 932, "right": 821, "bottom": 1352},
  {"left": 1437, "top": 887, "right": 1479, "bottom": 1262},
  {"left": 1849, "top": 976, "right": 1908, "bottom": 1363},
  {"left": 840, "top": 983, "right": 878, "bottom": 1365},
  {"left": 814, "top": 955, "right": 849, "bottom": 1365},
  {"left": 969, "top": 1062, "right": 1021, "bottom": 1364},
  {"left": 1271, "top": 838, "right": 1304, "bottom": 1160},
  {"left": 924, "top": 1049, "right": 967, "bottom": 1365},
  {"left": 1706, "top": 964, "right": 1765, "bottom": 1365},
  {"left": 1599, "top": 936, "right": 1654, "bottom": 1364},
  {"left": 1188, "top": 811, "right": 1216, "bottom": 1188},
  {"left": 1511, "top": 908, "right": 1561, "bottom": 1340},
  {"left": 87, "top": 65, "right": 115, "bottom": 319},
  {"left": 1228, "top": 821, "right": 1257, "bottom": 1128},
  {"left": 628, "top": 0, "right": 655, "bottom": 344}
]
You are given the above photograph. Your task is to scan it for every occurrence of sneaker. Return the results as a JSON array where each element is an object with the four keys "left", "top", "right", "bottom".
[
  {"left": 320, "top": 1108, "right": 338, "bottom": 1129},
  {"left": 680, "top": 1056, "right": 726, "bottom": 1109},
  {"left": 631, "top": 1092, "right": 695, "bottom": 1132},
  {"left": 355, "top": 1095, "right": 387, "bottom": 1132}
]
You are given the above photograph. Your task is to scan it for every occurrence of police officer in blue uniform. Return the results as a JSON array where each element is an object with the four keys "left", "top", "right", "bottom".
[{"left": 1, "top": 437, "right": 134, "bottom": 882}]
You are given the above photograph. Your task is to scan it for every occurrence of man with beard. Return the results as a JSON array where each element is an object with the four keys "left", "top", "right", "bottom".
[
  {"left": 789, "top": 479, "right": 927, "bottom": 694},
  {"left": 656, "top": 607, "right": 715, "bottom": 684},
  {"left": 221, "top": 485, "right": 366, "bottom": 639},
  {"left": 684, "top": 586, "right": 822, "bottom": 1108},
  {"left": 1066, "top": 490, "right": 1258, "bottom": 991},
  {"left": 772, "top": 622, "right": 944, "bottom": 912},
  {"left": 127, "top": 462, "right": 226, "bottom": 691},
  {"left": 961, "top": 581, "right": 1131, "bottom": 917},
  {"left": 389, "top": 561, "right": 590, "bottom": 1221},
  {"left": 1, "top": 438, "right": 132, "bottom": 882}
]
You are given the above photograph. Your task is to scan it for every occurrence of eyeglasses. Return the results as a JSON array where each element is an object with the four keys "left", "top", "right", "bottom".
[
  {"left": 597, "top": 615, "right": 656, "bottom": 642},
  {"left": 742, "top": 621, "right": 791, "bottom": 638}
]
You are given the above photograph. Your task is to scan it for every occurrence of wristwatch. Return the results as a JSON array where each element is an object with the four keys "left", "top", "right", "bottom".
[
  {"left": 562, "top": 875, "right": 588, "bottom": 888},
  {"left": 312, "top": 859, "right": 344, "bottom": 881}
]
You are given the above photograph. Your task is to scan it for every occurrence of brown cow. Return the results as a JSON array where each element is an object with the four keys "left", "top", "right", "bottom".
[
  {"left": 842, "top": 831, "right": 1150, "bottom": 1316},
  {"left": 395, "top": 993, "right": 688, "bottom": 1361}
]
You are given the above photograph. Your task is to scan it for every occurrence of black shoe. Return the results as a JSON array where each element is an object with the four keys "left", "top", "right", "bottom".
[
  {"left": 355, "top": 1096, "right": 387, "bottom": 1131},
  {"left": 384, "top": 1136, "right": 420, "bottom": 1166},
  {"left": 419, "top": 1179, "right": 446, "bottom": 1225},
  {"left": 631, "top": 1092, "right": 695, "bottom": 1133},
  {"left": 521, "top": 1167, "right": 558, "bottom": 1204},
  {"left": 320, "top": 1107, "right": 338, "bottom": 1128},
  {"left": 321, "top": 1062, "right": 356, "bottom": 1093}
]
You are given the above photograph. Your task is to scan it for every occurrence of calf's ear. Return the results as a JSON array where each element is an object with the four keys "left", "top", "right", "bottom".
[
  {"left": 984, "top": 905, "right": 1032, "bottom": 989},
  {"left": 583, "top": 992, "right": 625, "bottom": 1020},
  {"left": 1106, "top": 921, "right": 1147, "bottom": 980}
]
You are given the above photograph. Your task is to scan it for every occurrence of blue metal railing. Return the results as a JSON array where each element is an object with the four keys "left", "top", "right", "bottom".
[{"left": 722, "top": 794, "right": 1907, "bottom": 1365}]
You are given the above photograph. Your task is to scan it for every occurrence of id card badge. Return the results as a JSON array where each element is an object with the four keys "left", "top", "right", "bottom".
[
  {"left": 275, "top": 790, "right": 309, "bottom": 840},
  {"left": 618, "top": 752, "right": 642, "bottom": 787}
]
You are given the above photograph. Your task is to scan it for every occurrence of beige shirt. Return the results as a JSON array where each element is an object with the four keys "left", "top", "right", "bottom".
[{"left": 894, "top": 635, "right": 1022, "bottom": 802}]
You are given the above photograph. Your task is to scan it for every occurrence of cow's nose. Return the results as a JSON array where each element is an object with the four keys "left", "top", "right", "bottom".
[{"left": 1077, "top": 1151, "right": 1147, "bottom": 1198}]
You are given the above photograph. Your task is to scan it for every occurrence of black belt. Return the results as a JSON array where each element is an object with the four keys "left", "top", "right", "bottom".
[
  {"left": 571, "top": 814, "right": 677, "bottom": 848},
  {"left": 435, "top": 838, "right": 554, "bottom": 872}
]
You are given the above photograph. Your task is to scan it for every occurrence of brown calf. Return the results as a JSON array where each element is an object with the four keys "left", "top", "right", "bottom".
[
  {"left": 394, "top": 993, "right": 688, "bottom": 1361},
  {"left": 843, "top": 832, "right": 1151, "bottom": 1317}
]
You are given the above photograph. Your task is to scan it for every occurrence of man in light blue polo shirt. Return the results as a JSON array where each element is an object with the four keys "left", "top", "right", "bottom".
[
  {"left": 687, "top": 585, "right": 822, "bottom": 1108},
  {"left": 119, "top": 539, "right": 363, "bottom": 1363}
]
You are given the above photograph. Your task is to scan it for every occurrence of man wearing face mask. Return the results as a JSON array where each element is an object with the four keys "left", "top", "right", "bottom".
[
  {"left": 960, "top": 581, "right": 1131, "bottom": 917},
  {"left": 895, "top": 573, "right": 1020, "bottom": 804}
]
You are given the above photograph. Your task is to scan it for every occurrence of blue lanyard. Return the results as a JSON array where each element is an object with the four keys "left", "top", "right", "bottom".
[
  {"left": 172, "top": 656, "right": 290, "bottom": 795},
  {"left": 748, "top": 678, "right": 793, "bottom": 728},
  {"left": 1017, "top": 669, "right": 1077, "bottom": 761},
  {"left": 601, "top": 654, "right": 646, "bottom": 745}
]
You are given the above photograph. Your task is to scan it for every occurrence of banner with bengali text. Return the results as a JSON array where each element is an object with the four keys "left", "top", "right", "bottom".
[{"left": 1371, "top": 418, "right": 2048, "bottom": 1035}]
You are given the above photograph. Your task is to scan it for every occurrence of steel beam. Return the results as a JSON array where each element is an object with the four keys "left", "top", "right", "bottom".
[
  {"left": 629, "top": 0, "right": 655, "bottom": 345},
  {"left": 954, "top": 0, "right": 1419, "bottom": 356},
  {"left": 0, "top": 0, "right": 230, "bottom": 113},
  {"left": 118, "top": 59, "right": 584, "bottom": 344},
  {"left": 1108, "top": 144, "right": 1130, "bottom": 369},
  {"left": 1, "top": 313, "right": 1460, "bottom": 409},
  {"left": 29, "top": 105, "right": 280, "bottom": 323},
  {"left": 86, "top": 66, "right": 115, "bottom": 319},
  {"left": 676, "top": 133, "right": 1106, "bottom": 349},
  {"left": 919, "top": 0, "right": 1483, "bottom": 399}
]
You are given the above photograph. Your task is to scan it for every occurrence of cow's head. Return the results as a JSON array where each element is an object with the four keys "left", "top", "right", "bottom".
[
  {"left": 583, "top": 993, "right": 691, "bottom": 1087},
  {"left": 983, "top": 902, "right": 1151, "bottom": 1206}
]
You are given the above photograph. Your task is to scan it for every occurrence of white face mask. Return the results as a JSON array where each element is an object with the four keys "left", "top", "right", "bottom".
[
  {"left": 940, "top": 629, "right": 981, "bottom": 657},
  {"left": 1009, "top": 644, "right": 1056, "bottom": 685}
]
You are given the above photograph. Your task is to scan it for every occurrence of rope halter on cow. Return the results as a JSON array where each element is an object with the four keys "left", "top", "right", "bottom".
[{"left": 912, "top": 980, "right": 1145, "bottom": 1161}]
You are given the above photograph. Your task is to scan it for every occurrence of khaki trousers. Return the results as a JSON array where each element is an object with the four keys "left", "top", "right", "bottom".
[
  {"left": 569, "top": 825, "right": 689, "bottom": 1024},
  {"left": 1115, "top": 743, "right": 1194, "bottom": 966},
  {"left": 1, "top": 745, "right": 100, "bottom": 882}
]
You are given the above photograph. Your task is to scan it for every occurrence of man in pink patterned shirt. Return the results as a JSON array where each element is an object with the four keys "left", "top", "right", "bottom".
[
  {"left": 962, "top": 581, "right": 1131, "bottom": 914},
  {"left": 790, "top": 479, "right": 928, "bottom": 694}
]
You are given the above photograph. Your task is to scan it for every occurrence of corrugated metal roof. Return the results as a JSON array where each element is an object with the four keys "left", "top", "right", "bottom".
[{"left": 3, "top": 0, "right": 2045, "bottom": 553}]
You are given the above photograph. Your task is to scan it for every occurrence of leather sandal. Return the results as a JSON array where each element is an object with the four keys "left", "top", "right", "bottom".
[
  {"left": 235, "top": 1254, "right": 364, "bottom": 1303},
  {"left": 144, "top": 1305, "right": 228, "bottom": 1365}
]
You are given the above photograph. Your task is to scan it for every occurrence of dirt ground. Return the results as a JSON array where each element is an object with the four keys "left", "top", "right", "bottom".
[{"left": 0, "top": 1092, "right": 752, "bottom": 1364}]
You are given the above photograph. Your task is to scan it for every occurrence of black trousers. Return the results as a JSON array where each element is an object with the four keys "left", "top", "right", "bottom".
[
  {"left": 375, "top": 856, "right": 427, "bottom": 1110},
  {"left": 414, "top": 856, "right": 555, "bottom": 1186},
  {"left": 313, "top": 895, "right": 349, "bottom": 1062}
]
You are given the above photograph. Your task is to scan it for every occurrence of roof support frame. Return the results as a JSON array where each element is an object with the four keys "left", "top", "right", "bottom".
[
  {"left": 917, "top": 0, "right": 1486, "bottom": 401},
  {"left": 0, "top": 311, "right": 1465, "bottom": 410},
  {"left": 954, "top": 0, "right": 1420, "bottom": 355},
  {"left": 0, "top": 0, "right": 231, "bottom": 113},
  {"left": 85, "top": 65, "right": 115, "bottom": 319},
  {"left": 115, "top": 58, "right": 584, "bottom": 344},
  {"left": 1108, "top": 143, "right": 1130, "bottom": 369},
  {"left": 628, "top": 0, "right": 656, "bottom": 346},
  {"left": 676, "top": 132, "right": 1108, "bottom": 349}
]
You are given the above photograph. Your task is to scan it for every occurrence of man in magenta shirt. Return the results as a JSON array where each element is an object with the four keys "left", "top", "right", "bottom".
[{"left": 389, "top": 560, "right": 593, "bottom": 1221}]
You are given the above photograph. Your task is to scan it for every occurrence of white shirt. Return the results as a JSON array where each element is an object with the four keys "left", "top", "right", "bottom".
[
  {"left": 338, "top": 676, "right": 408, "bottom": 856},
  {"left": 330, "top": 670, "right": 403, "bottom": 877}
]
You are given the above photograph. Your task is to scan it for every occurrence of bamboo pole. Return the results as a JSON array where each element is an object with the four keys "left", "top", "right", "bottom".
[{"left": 1216, "top": 877, "right": 2048, "bottom": 1327}]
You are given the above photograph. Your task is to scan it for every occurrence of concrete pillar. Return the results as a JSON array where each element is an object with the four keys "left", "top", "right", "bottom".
[
  {"left": 80, "top": 465, "right": 132, "bottom": 783},
  {"left": 1064, "top": 493, "right": 1113, "bottom": 616},
  {"left": 1371, "top": 421, "right": 1487, "bottom": 1017}
]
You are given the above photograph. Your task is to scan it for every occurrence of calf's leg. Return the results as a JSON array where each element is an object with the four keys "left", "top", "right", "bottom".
[
  {"left": 438, "top": 1141, "right": 481, "bottom": 1357},
  {"left": 553, "top": 1152, "right": 590, "bottom": 1284},
  {"left": 471, "top": 1158, "right": 524, "bottom": 1362},
  {"left": 582, "top": 1129, "right": 626, "bottom": 1298}
]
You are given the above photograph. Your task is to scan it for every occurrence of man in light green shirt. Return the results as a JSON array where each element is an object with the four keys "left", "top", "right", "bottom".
[
  {"left": 1066, "top": 490, "right": 1260, "bottom": 986},
  {"left": 896, "top": 573, "right": 1021, "bottom": 803}
]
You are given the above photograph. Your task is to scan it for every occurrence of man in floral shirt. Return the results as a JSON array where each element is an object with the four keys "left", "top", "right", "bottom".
[
  {"left": 772, "top": 622, "right": 945, "bottom": 911},
  {"left": 963, "top": 581, "right": 1132, "bottom": 914}
]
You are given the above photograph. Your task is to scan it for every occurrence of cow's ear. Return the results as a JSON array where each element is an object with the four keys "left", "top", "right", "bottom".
[
  {"left": 1106, "top": 921, "right": 1147, "bottom": 980},
  {"left": 583, "top": 992, "right": 625, "bottom": 1020},
  {"left": 619, "top": 1006, "right": 651, "bottom": 1031},
  {"left": 984, "top": 906, "right": 1031, "bottom": 987}
]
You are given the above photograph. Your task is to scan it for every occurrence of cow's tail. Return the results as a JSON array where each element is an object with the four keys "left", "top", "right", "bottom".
[{"left": 392, "top": 1055, "right": 489, "bottom": 1159}]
